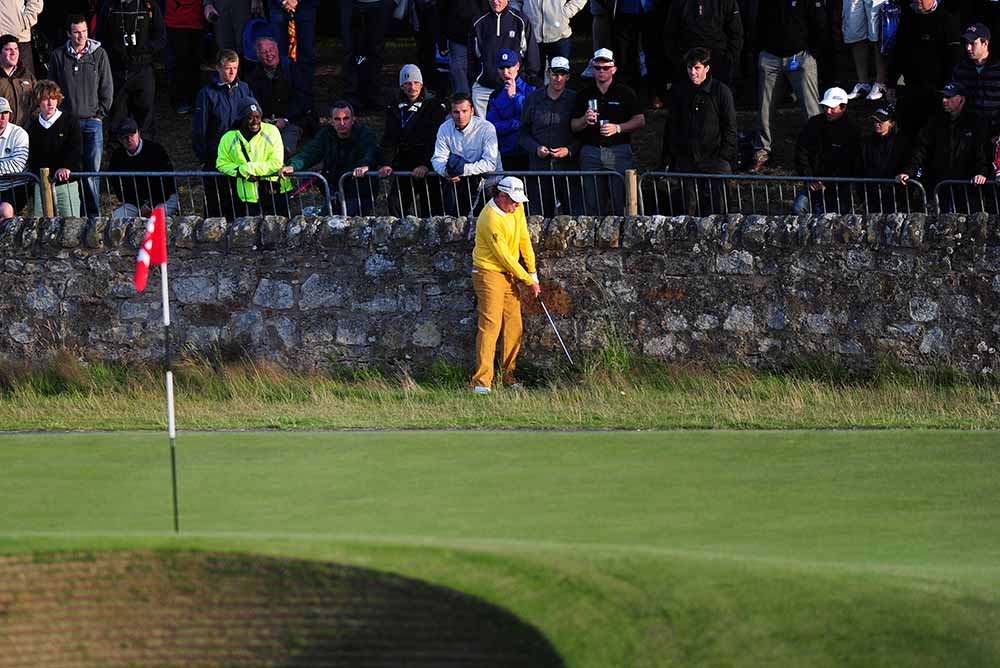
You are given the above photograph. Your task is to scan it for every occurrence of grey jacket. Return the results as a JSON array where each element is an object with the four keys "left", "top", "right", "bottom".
[
  {"left": 521, "top": 0, "right": 587, "bottom": 43},
  {"left": 48, "top": 39, "right": 114, "bottom": 120}
]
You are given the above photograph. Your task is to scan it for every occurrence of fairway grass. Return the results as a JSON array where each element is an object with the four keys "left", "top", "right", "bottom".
[{"left": 3, "top": 430, "right": 999, "bottom": 667}]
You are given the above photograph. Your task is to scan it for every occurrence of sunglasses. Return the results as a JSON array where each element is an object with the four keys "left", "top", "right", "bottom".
[{"left": 592, "top": 64, "right": 614, "bottom": 71}]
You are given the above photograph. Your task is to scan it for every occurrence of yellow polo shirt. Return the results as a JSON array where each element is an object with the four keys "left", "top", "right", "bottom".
[{"left": 472, "top": 199, "right": 537, "bottom": 284}]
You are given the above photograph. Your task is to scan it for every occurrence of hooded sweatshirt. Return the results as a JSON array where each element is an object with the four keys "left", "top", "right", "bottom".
[{"left": 47, "top": 38, "right": 115, "bottom": 120}]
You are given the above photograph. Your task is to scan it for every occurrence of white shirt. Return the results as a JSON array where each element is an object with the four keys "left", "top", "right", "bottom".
[
  {"left": 0, "top": 120, "right": 30, "bottom": 187},
  {"left": 431, "top": 115, "right": 503, "bottom": 177}
]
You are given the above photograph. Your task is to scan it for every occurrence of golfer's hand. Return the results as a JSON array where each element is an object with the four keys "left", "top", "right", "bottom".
[
  {"left": 528, "top": 282, "right": 541, "bottom": 298},
  {"left": 973, "top": 174, "right": 987, "bottom": 185}
]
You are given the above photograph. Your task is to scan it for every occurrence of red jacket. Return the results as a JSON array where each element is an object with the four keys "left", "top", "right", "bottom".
[{"left": 165, "top": 0, "right": 206, "bottom": 30}]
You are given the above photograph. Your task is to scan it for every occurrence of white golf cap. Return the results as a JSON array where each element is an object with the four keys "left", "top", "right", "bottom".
[
  {"left": 591, "top": 48, "right": 614, "bottom": 64},
  {"left": 549, "top": 56, "right": 570, "bottom": 73},
  {"left": 497, "top": 176, "right": 529, "bottom": 203},
  {"left": 819, "top": 87, "right": 849, "bottom": 108}
]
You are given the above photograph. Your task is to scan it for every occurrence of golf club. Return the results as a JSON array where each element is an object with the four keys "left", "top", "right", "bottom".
[{"left": 538, "top": 297, "right": 574, "bottom": 366}]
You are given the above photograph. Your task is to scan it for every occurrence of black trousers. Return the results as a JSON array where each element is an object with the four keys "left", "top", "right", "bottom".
[
  {"left": 110, "top": 66, "right": 157, "bottom": 139},
  {"left": 167, "top": 28, "right": 203, "bottom": 109},
  {"left": 341, "top": 0, "right": 393, "bottom": 109}
]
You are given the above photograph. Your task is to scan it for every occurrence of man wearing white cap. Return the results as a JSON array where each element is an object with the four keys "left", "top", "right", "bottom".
[
  {"left": 470, "top": 175, "right": 540, "bottom": 394},
  {"left": 0, "top": 95, "right": 29, "bottom": 218},
  {"left": 792, "top": 86, "right": 861, "bottom": 214}
]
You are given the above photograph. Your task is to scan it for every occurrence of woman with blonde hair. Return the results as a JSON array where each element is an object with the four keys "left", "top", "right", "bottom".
[{"left": 28, "top": 80, "right": 82, "bottom": 217}]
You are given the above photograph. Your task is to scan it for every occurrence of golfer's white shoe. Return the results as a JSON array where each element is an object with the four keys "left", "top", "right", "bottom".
[{"left": 472, "top": 386, "right": 491, "bottom": 395}]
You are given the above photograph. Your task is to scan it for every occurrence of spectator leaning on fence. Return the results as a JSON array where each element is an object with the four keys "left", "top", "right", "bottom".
[
  {"left": 375, "top": 64, "right": 448, "bottom": 217},
  {"left": 0, "top": 96, "right": 29, "bottom": 218},
  {"left": 570, "top": 48, "right": 645, "bottom": 215},
  {"left": 245, "top": 35, "right": 304, "bottom": 158},
  {"left": 108, "top": 117, "right": 178, "bottom": 220},
  {"left": 859, "top": 105, "right": 910, "bottom": 212},
  {"left": 886, "top": 0, "right": 961, "bottom": 139},
  {"left": 952, "top": 23, "right": 1000, "bottom": 136},
  {"left": 486, "top": 48, "right": 535, "bottom": 171},
  {"left": 218, "top": 97, "right": 292, "bottom": 217},
  {"left": 469, "top": 0, "right": 541, "bottom": 118},
  {"left": 897, "top": 81, "right": 991, "bottom": 207},
  {"left": 281, "top": 100, "right": 379, "bottom": 216},
  {"left": 28, "top": 80, "right": 83, "bottom": 218},
  {"left": 792, "top": 86, "right": 861, "bottom": 215},
  {"left": 47, "top": 14, "right": 113, "bottom": 218},
  {"left": 470, "top": 175, "right": 539, "bottom": 395},
  {"left": 431, "top": 91, "right": 502, "bottom": 214},
  {"left": 0, "top": 34, "right": 34, "bottom": 128}
]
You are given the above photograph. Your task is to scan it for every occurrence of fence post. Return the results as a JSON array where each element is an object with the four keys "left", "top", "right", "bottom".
[
  {"left": 625, "top": 169, "right": 638, "bottom": 216},
  {"left": 39, "top": 168, "right": 55, "bottom": 217}
]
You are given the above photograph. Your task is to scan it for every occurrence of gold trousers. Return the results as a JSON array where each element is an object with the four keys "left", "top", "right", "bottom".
[{"left": 471, "top": 269, "right": 523, "bottom": 389}]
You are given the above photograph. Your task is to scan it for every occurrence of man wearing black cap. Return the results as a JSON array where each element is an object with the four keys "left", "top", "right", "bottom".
[
  {"left": 952, "top": 22, "right": 1000, "bottom": 134},
  {"left": 218, "top": 98, "right": 292, "bottom": 217},
  {"left": 109, "top": 117, "right": 178, "bottom": 219},
  {"left": 886, "top": 0, "right": 961, "bottom": 138},
  {"left": 897, "top": 82, "right": 991, "bottom": 211},
  {"left": 860, "top": 105, "right": 910, "bottom": 212}
]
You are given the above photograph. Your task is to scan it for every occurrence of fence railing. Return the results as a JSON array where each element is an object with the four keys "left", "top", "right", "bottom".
[
  {"left": 0, "top": 172, "right": 43, "bottom": 216},
  {"left": 338, "top": 170, "right": 630, "bottom": 218},
  {"left": 639, "top": 173, "right": 929, "bottom": 217},
  {"left": 932, "top": 180, "right": 1000, "bottom": 214},
  {"left": 62, "top": 171, "right": 333, "bottom": 220}
]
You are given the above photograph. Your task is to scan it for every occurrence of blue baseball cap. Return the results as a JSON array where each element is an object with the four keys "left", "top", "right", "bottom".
[{"left": 496, "top": 48, "right": 520, "bottom": 68}]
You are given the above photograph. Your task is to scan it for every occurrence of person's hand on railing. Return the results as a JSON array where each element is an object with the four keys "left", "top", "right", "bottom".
[
  {"left": 55, "top": 168, "right": 71, "bottom": 183},
  {"left": 807, "top": 180, "right": 824, "bottom": 192},
  {"left": 412, "top": 165, "right": 429, "bottom": 178},
  {"left": 972, "top": 174, "right": 987, "bottom": 185},
  {"left": 378, "top": 165, "right": 393, "bottom": 177},
  {"left": 279, "top": 166, "right": 295, "bottom": 178},
  {"left": 896, "top": 173, "right": 910, "bottom": 185},
  {"left": 550, "top": 147, "right": 569, "bottom": 159},
  {"left": 353, "top": 166, "right": 369, "bottom": 178}
]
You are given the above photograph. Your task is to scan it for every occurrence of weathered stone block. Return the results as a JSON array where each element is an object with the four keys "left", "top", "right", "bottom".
[
  {"left": 196, "top": 217, "right": 227, "bottom": 244},
  {"left": 42, "top": 217, "right": 62, "bottom": 247},
  {"left": 228, "top": 216, "right": 259, "bottom": 248},
  {"left": 723, "top": 304, "right": 755, "bottom": 332},
  {"left": 595, "top": 216, "right": 620, "bottom": 248},
  {"left": 173, "top": 216, "right": 198, "bottom": 248},
  {"left": 18, "top": 218, "right": 39, "bottom": 247},
  {"left": 84, "top": 218, "right": 106, "bottom": 248},
  {"left": 173, "top": 275, "right": 218, "bottom": 304},
  {"left": 317, "top": 216, "right": 350, "bottom": 247},
  {"left": 909, "top": 297, "right": 939, "bottom": 323},
  {"left": 370, "top": 216, "right": 395, "bottom": 247},
  {"left": 0, "top": 217, "right": 23, "bottom": 248},
  {"left": 259, "top": 215, "right": 285, "bottom": 248},
  {"left": 299, "top": 274, "right": 351, "bottom": 310},
  {"left": 252, "top": 278, "right": 294, "bottom": 310},
  {"left": 412, "top": 321, "right": 442, "bottom": 347},
  {"left": 392, "top": 216, "right": 422, "bottom": 245},
  {"left": 60, "top": 217, "right": 86, "bottom": 248}
]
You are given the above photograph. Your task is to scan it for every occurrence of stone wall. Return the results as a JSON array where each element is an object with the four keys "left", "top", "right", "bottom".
[{"left": 2, "top": 212, "right": 999, "bottom": 375}]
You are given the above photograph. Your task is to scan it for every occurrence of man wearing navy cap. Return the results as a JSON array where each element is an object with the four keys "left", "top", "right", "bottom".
[
  {"left": 897, "top": 81, "right": 991, "bottom": 211},
  {"left": 109, "top": 117, "right": 178, "bottom": 219},
  {"left": 486, "top": 48, "right": 536, "bottom": 171},
  {"left": 952, "top": 22, "right": 1000, "bottom": 134}
]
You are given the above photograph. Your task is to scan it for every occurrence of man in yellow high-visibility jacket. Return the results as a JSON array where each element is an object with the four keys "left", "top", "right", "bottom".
[
  {"left": 470, "top": 175, "right": 541, "bottom": 394},
  {"left": 217, "top": 97, "right": 292, "bottom": 217}
]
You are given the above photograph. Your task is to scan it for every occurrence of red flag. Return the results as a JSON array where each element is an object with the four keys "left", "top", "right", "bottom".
[{"left": 134, "top": 207, "right": 167, "bottom": 292}]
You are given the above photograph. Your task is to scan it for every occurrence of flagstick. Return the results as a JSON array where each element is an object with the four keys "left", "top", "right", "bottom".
[{"left": 160, "top": 262, "right": 180, "bottom": 534}]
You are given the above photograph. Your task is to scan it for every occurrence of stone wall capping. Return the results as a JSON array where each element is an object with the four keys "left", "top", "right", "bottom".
[
  {"left": 42, "top": 216, "right": 62, "bottom": 248},
  {"left": 84, "top": 217, "right": 106, "bottom": 249},
  {"left": 228, "top": 216, "right": 260, "bottom": 248},
  {"left": 174, "top": 216, "right": 198, "bottom": 248},
  {"left": 60, "top": 217, "right": 86, "bottom": 248},
  {"left": 196, "top": 217, "right": 228, "bottom": 245},
  {"left": 0, "top": 216, "right": 24, "bottom": 248}
]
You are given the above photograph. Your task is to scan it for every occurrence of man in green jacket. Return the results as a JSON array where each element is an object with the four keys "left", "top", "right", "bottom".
[
  {"left": 280, "top": 100, "right": 379, "bottom": 215},
  {"left": 217, "top": 97, "right": 292, "bottom": 217}
]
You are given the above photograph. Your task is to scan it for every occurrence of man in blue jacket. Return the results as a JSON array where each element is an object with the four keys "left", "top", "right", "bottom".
[
  {"left": 192, "top": 49, "right": 254, "bottom": 218},
  {"left": 486, "top": 49, "right": 535, "bottom": 171}
]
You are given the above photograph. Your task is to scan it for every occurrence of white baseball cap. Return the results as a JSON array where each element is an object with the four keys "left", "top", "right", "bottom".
[
  {"left": 819, "top": 87, "right": 849, "bottom": 108},
  {"left": 497, "top": 176, "right": 529, "bottom": 203},
  {"left": 591, "top": 48, "right": 614, "bottom": 64},
  {"left": 549, "top": 56, "right": 570, "bottom": 73}
]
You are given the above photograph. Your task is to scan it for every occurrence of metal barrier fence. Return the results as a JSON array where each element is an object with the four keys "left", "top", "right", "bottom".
[
  {"left": 0, "top": 172, "right": 43, "bottom": 216},
  {"left": 932, "top": 180, "right": 1000, "bottom": 214},
  {"left": 66, "top": 171, "right": 332, "bottom": 220},
  {"left": 338, "top": 170, "right": 629, "bottom": 218},
  {"left": 639, "top": 173, "right": 929, "bottom": 217}
]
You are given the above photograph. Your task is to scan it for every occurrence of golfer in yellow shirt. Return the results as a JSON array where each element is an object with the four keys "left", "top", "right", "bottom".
[{"left": 471, "top": 176, "right": 541, "bottom": 394}]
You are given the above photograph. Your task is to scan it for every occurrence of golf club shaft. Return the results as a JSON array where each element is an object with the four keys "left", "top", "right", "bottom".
[{"left": 539, "top": 298, "right": 574, "bottom": 366}]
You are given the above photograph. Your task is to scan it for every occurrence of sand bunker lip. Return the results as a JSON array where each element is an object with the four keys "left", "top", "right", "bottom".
[{"left": 0, "top": 550, "right": 564, "bottom": 668}]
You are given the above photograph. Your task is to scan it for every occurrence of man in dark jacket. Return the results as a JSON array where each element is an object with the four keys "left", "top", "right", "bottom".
[
  {"left": 886, "top": 0, "right": 961, "bottom": 138},
  {"left": 793, "top": 86, "right": 861, "bottom": 214},
  {"left": 96, "top": 0, "right": 167, "bottom": 139},
  {"left": 661, "top": 47, "right": 737, "bottom": 215},
  {"left": 897, "top": 81, "right": 991, "bottom": 212},
  {"left": 750, "top": 0, "right": 828, "bottom": 171},
  {"left": 109, "top": 117, "right": 178, "bottom": 219},
  {"left": 952, "top": 22, "right": 1000, "bottom": 136},
  {"left": 373, "top": 64, "right": 449, "bottom": 217},
  {"left": 469, "top": 0, "right": 540, "bottom": 118},
  {"left": 860, "top": 105, "right": 911, "bottom": 212},
  {"left": 245, "top": 35, "right": 303, "bottom": 158},
  {"left": 282, "top": 100, "right": 379, "bottom": 216},
  {"left": 663, "top": 0, "right": 743, "bottom": 87}
]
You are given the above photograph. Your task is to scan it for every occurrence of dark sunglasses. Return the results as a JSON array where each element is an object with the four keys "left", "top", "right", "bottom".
[{"left": 592, "top": 64, "right": 614, "bottom": 71}]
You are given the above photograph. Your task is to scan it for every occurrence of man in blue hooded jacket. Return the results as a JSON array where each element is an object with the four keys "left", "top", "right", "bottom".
[{"left": 486, "top": 48, "right": 535, "bottom": 171}]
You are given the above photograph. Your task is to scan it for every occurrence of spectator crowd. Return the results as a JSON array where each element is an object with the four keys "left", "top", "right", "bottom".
[{"left": 0, "top": 0, "right": 999, "bottom": 218}]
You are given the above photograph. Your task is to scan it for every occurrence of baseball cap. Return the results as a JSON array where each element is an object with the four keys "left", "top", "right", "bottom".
[
  {"left": 497, "top": 176, "right": 529, "bottom": 203},
  {"left": 238, "top": 97, "right": 261, "bottom": 118},
  {"left": 964, "top": 22, "right": 990, "bottom": 42},
  {"left": 549, "top": 56, "right": 570, "bottom": 73},
  {"left": 819, "top": 87, "right": 849, "bottom": 108},
  {"left": 399, "top": 63, "right": 422, "bottom": 86},
  {"left": 115, "top": 117, "right": 138, "bottom": 136},
  {"left": 591, "top": 48, "right": 614, "bottom": 64},
  {"left": 0, "top": 97, "right": 10, "bottom": 115},
  {"left": 941, "top": 81, "right": 967, "bottom": 98},
  {"left": 871, "top": 106, "right": 895, "bottom": 122},
  {"left": 497, "top": 48, "right": 520, "bottom": 68}
]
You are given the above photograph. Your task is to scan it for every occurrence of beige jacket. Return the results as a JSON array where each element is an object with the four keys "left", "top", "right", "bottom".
[
  {"left": 521, "top": 0, "right": 587, "bottom": 44},
  {"left": 0, "top": 0, "right": 43, "bottom": 43}
]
